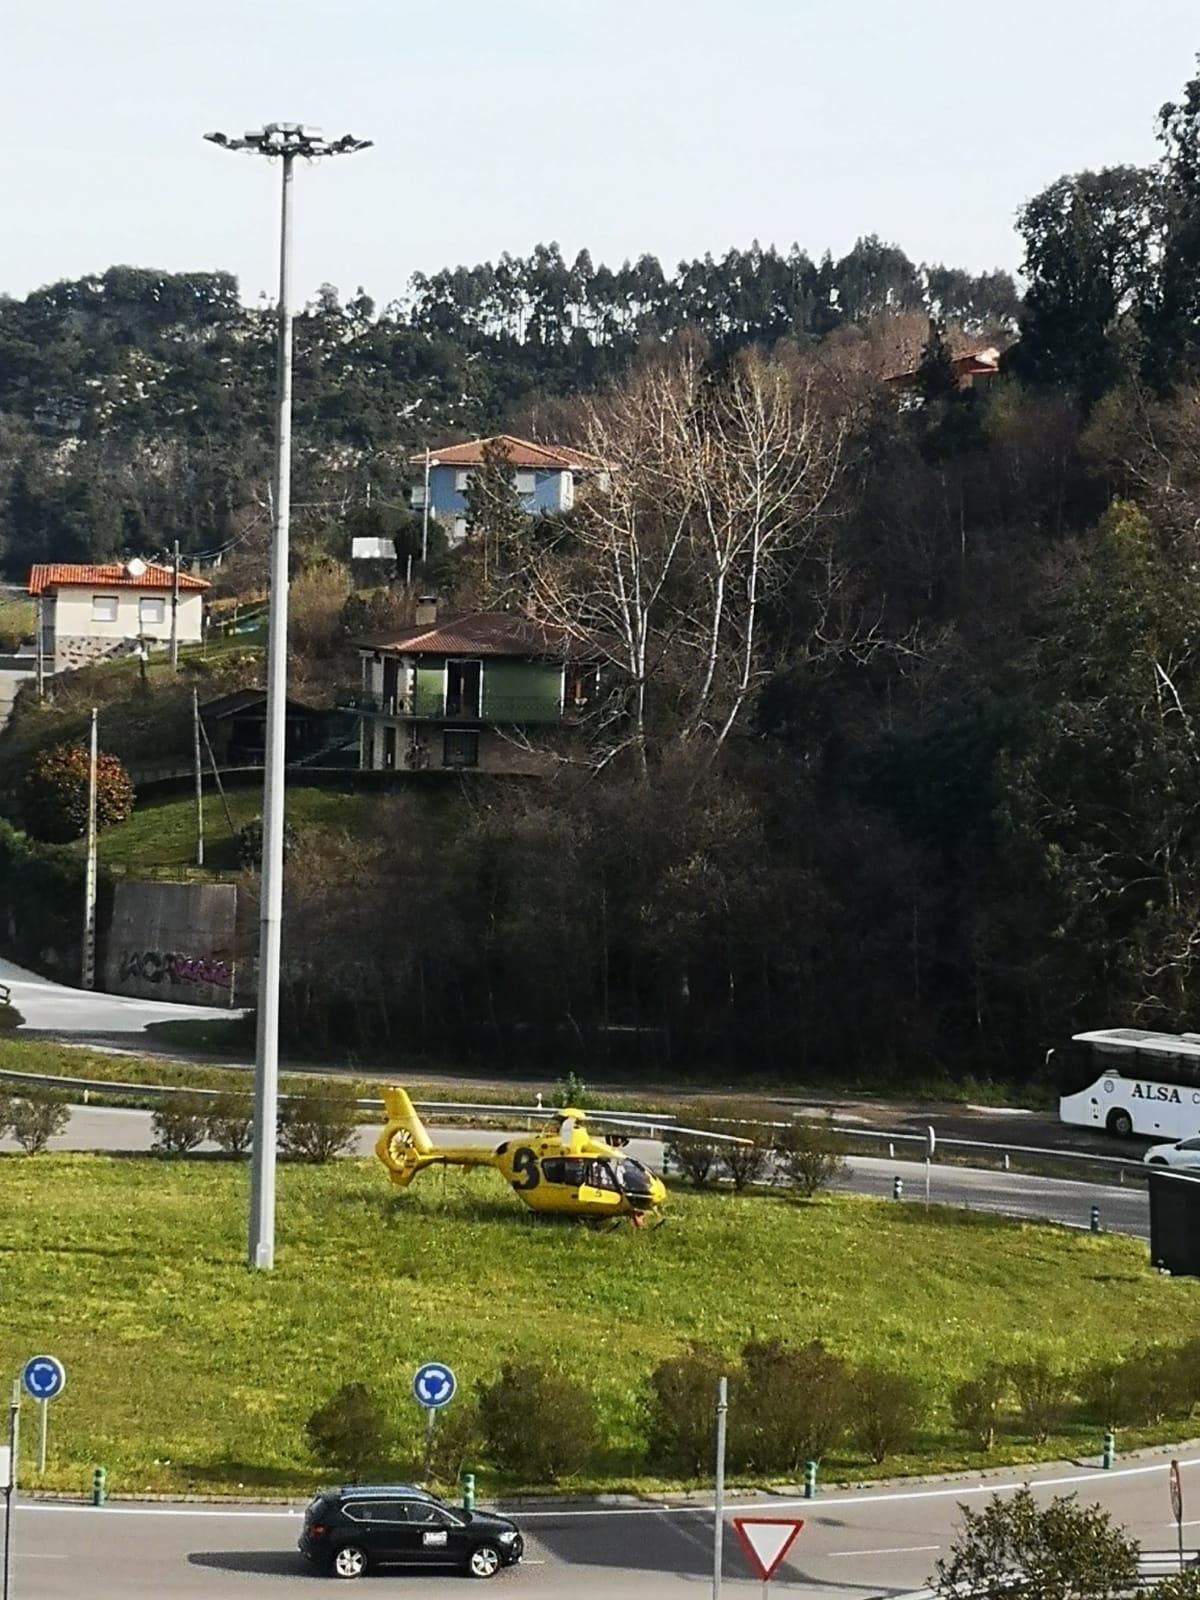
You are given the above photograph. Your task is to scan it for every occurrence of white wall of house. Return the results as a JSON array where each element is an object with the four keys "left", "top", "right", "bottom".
[{"left": 51, "top": 587, "right": 204, "bottom": 646}]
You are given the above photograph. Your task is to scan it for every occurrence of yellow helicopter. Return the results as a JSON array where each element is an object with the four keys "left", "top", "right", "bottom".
[{"left": 374, "top": 1088, "right": 748, "bottom": 1226}]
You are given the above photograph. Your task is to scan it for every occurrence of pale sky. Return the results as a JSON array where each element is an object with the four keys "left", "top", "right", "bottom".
[{"left": 4, "top": 1, "right": 1199, "bottom": 310}]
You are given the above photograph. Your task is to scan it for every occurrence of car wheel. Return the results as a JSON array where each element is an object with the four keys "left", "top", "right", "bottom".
[
  {"left": 467, "top": 1544, "right": 502, "bottom": 1579},
  {"left": 331, "top": 1545, "right": 369, "bottom": 1580},
  {"left": 1149, "top": 1157, "right": 1169, "bottom": 1166},
  {"left": 1107, "top": 1109, "right": 1134, "bottom": 1138}
]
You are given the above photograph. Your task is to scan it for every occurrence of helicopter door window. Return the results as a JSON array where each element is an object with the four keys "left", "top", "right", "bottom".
[
  {"left": 589, "top": 1161, "right": 616, "bottom": 1189},
  {"left": 542, "top": 1157, "right": 587, "bottom": 1187}
]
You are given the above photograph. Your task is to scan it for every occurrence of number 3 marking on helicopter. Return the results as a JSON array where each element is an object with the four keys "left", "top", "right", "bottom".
[{"left": 512, "top": 1147, "right": 540, "bottom": 1189}]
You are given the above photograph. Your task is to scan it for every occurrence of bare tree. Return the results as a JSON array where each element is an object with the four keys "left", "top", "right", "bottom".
[{"left": 523, "top": 348, "right": 848, "bottom": 768}]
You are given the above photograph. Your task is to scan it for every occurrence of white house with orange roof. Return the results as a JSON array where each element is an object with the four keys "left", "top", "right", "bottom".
[
  {"left": 28, "top": 559, "right": 210, "bottom": 673},
  {"left": 410, "top": 434, "right": 605, "bottom": 547}
]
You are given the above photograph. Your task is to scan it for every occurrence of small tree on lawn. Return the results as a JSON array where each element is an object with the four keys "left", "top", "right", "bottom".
[
  {"left": 477, "top": 1362, "right": 597, "bottom": 1483},
  {"left": 852, "top": 1365, "right": 924, "bottom": 1463},
  {"left": 305, "top": 1383, "right": 391, "bottom": 1481},
  {"left": 932, "top": 1488, "right": 1139, "bottom": 1600},
  {"left": 9, "top": 1091, "right": 69, "bottom": 1153},
  {"left": 151, "top": 1093, "right": 210, "bottom": 1156},
  {"left": 950, "top": 1364, "right": 1008, "bottom": 1452},
  {"left": 23, "top": 742, "right": 135, "bottom": 843},
  {"left": 775, "top": 1122, "right": 847, "bottom": 1198},
  {"left": 1006, "top": 1355, "right": 1072, "bottom": 1444},
  {"left": 721, "top": 1105, "right": 776, "bottom": 1192},
  {"left": 205, "top": 1092, "right": 253, "bottom": 1156},
  {"left": 278, "top": 1080, "right": 360, "bottom": 1162}
]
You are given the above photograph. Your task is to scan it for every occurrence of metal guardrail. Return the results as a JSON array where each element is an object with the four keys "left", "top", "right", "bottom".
[{"left": 0, "top": 1070, "right": 1156, "bottom": 1175}]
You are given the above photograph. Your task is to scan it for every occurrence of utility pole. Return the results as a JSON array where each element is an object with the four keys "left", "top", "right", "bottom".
[
  {"left": 35, "top": 594, "right": 44, "bottom": 702},
  {"left": 2, "top": 1380, "right": 17, "bottom": 1600},
  {"left": 712, "top": 1375, "right": 727, "bottom": 1600},
  {"left": 205, "top": 122, "right": 371, "bottom": 1271},
  {"left": 193, "top": 687, "right": 204, "bottom": 868},
  {"left": 170, "top": 538, "right": 180, "bottom": 670},
  {"left": 81, "top": 706, "right": 98, "bottom": 991}
]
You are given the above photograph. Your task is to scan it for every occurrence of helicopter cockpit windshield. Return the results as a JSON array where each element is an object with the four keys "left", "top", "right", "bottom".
[{"left": 612, "top": 1157, "right": 656, "bottom": 1202}]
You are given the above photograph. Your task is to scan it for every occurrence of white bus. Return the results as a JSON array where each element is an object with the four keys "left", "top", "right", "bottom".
[{"left": 1056, "top": 1028, "right": 1200, "bottom": 1139}]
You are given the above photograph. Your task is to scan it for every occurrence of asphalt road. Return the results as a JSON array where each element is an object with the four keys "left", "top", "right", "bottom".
[
  {"left": 0, "top": 1104, "right": 1152, "bottom": 1241},
  {"left": 7, "top": 1449, "right": 1198, "bottom": 1599},
  {"left": 0, "top": 955, "right": 237, "bottom": 1034}
]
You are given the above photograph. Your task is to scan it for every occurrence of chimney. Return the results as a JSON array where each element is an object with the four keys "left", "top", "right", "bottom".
[{"left": 415, "top": 594, "right": 438, "bottom": 628}]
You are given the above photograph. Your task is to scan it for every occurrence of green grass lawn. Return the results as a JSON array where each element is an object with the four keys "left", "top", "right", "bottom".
[
  {"left": 0, "top": 1154, "right": 1195, "bottom": 1500},
  {"left": 91, "top": 786, "right": 377, "bottom": 874}
]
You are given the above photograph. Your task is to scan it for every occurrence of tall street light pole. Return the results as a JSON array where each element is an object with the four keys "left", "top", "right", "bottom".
[{"left": 204, "top": 122, "right": 371, "bottom": 1270}]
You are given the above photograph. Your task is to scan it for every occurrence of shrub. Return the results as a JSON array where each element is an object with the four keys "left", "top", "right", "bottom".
[
  {"left": 774, "top": 1122, "right": 848, "bottom": 1198},
  {"left": 237, "top": 816, "right": 298, "bottom": 870},
  {"left": 278, "top": 1080, "right": 359, "bottom": 1162},
  {"left": 645, "top": 1343, "right": 735, "bottom": 1477},
  {"left": 1077, "top": 1352, "right": 1177, "bottom": 1429},
  {"left": 305, "top": 1382, "right": 390, "bottom": 1480},
  {"left": 950, "top": 1363, "right": 1008, "bottom": 1451},
  {"left": 1007, "top": 1355, "right": 1073, "bottom": 1443},
  {"left": 23, "top": 742, "right": 135, "bottom": 843},
  {"left": 721, "top": 1104, "right": 776, "bottom": 1192},
  {"left": 477, "top": 1362, "right": 597, "bottom": 1482},
  {"left": 9, "top": 1091, "right": 69, "bottom": 1153},
  {"left": 555, "top": 1070, "right": 587, "bottom": 1107},
  {"left": 731, "top": 1339, "right": 850, "bottom": 1473},
  {"left": 425, "top": 1401, "right": 483, "bottom": 1491},
  {"left": 151, "top": 1094, "right": 211, "bottom": 1155},
  {"left": 934, "top": 1487, "right": 1139, "bottom": 1600},
  {"left": 205, "top": 1091, "right": 254, "bottom": 1156},
  {"left": 0, "top": 1003, "right": 25, "bottom": 1031},
  {"left": 666, "top": 1106, "right": 726, "bottom": 1189},
  {"left": 289, "top": 559, "right": 352, "bottom": 659},
  {"left": 852, "top": 1365, "right": 924, "bottom": 1463}
]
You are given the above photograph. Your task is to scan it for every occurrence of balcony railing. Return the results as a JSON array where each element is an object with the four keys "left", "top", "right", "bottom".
[{"left": 336, "top": 687, "right": 587, "bottom": 724}]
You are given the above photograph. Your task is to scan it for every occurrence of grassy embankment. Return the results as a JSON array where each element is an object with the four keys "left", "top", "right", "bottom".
[
  {"left": 89, "top": 787, "right": 377, "bottom": 875},
  {"left": 0, "top": 1154, "right": 1192, "bottom": 1499}
]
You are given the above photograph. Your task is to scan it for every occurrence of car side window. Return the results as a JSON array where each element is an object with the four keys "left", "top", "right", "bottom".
[
  {"left": 404, "top": 1502, "right": 457, "bottom": 1526},
  {"left": 343, "top": 1501, "right": 384, "bottom": 1523}
]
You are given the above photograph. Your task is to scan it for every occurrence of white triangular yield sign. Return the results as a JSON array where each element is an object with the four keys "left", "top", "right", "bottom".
[{"left": 732, "top": 1517, "right": 805, "bottom": 1581}]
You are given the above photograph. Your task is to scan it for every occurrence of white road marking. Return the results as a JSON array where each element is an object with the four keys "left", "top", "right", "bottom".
[{"left": 827, "top": 1545, "right": 941, "bottom": 1558}]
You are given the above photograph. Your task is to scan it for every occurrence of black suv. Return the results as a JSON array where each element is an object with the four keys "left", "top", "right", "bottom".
[{"left": 299, "top": 1484, "right": 524, "bottom": 1580}]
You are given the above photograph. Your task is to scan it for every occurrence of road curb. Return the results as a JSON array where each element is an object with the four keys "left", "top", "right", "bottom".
[{"left": 22, "top": 1437, "right": 1200, "bottom": 1510}]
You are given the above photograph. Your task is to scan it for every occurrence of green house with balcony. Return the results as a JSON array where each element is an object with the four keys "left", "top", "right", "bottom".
[{"left": 341, "top": 606, "right": 601, "bottom": 774}]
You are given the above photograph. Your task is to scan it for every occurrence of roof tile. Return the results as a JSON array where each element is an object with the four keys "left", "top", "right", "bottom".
[
  {"left": 28, "top": 562, "right": 210, "bottom": 596},
  {"left": 409, "top": 434, "right": 604, "bottom": 472}
]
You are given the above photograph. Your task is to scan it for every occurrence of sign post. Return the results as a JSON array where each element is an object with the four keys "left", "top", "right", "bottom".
[
  {"left": 3, "top": 1379, "right": 18, "bottom": 1600},
  {"left": 21, "top": 1357, "right": 65, "bottom": 1478},
  {"left": 1170, "top": 1458, "right": 1184, "bottom": 1573},
  {"left": 412, "top": 1362, "right": 456, "bottom": 1483},
  {"left": 732, "top": 1517, "right": 805, "bottom": 1599},
  {"left": 925, "top": 1126, "right": 936, "bottom": 1207},
  {"left": 712, "top": 1376, "right": 728, "bottom": 1600}
]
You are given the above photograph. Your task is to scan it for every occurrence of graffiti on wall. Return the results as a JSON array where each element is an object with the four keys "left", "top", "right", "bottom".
[{"left": 119, "top": 948, "right": 234, "bottom": 990}]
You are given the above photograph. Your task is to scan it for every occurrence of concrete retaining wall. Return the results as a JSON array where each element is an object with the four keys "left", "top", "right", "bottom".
[{"left": 104, "top": 881, "right": 239, "bottom": 1007}]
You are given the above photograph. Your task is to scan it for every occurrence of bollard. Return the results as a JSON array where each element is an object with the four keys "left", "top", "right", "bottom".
[
  {"left": 462, "top": 1472, "right": 475, "bottom": 1513},
  {"left": 1102, "top": 1430, "right": 1115, "bottom": 1469},
  {"left": 1090, "top": 1204, "right": 1101, "bottom": 1233},
  {"left": 804, "top": 1460, "right": 817, "bottom": 1499},
  {"left": 1004, "top": 1153, "right": 1010, "bottom": 1172},
  {"left": 92, "top": 1466, "right": 107, "bottom": 1506},
  {"left": 892, "top": 1176, "right": 903, "bottom": 1201},
  {"left": 888, "top": 1142, "right": 895, "bottom": 1160}
]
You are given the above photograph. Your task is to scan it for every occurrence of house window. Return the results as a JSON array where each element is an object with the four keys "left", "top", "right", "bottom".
[
  {"left": 565, "top": 665, "right": 600, "bottom": 707},
  {"left": 514, "top": 470, "right": 536, "bottom": 495},
  {"left": 91, "top": 594, "right": 118, "bottom": 623},
  {"left": 139, "top": 597, "right": 165, "bottom": 627},
  {"left": 454, "top": 468, "right": 473, "bottom": 492},
  {"left": 451, "top": 516, "right": 468, "bottom": 546},
  {"left": 442, "top": 729, "right": 479, "bottom": 770}
]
